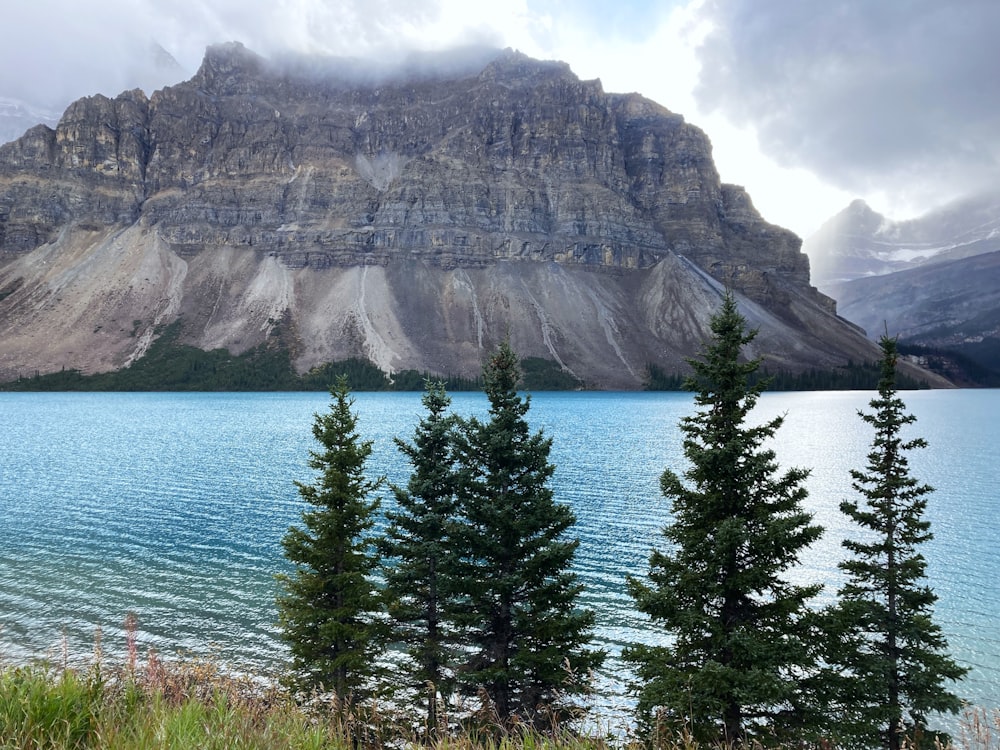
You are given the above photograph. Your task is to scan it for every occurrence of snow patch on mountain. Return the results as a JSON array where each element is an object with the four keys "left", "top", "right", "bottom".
[{"left": 804, "top": 191, "right": 1000, "bottom": 291}]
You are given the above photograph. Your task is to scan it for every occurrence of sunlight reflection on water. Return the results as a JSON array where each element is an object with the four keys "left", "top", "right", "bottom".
[{"left": 1, "top": 389, "right": 996, "bottom": 718}]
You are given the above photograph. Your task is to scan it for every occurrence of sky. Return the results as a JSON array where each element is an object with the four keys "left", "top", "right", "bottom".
[{"left": 1, "top": 0, "right": 997, "bottom": 238}]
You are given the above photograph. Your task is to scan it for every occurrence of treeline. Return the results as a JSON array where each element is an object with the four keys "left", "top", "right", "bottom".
[
  {"left": 646, "top": 359, "right": 931, "bottom": 391},
  {"left": 898, "top": 341, "right": 1000, "bottom": 387},
  {"left": 283, "top": 294, "right": 967, "bottom": 750},
  {"left": 2, "top": 317, "right": 949, "bottom": 394},
  {"left": 0, "top": 321, "right": 590, "bottom": 392}
]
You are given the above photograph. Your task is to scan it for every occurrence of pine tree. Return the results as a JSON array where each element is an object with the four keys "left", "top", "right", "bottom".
[
  {"left": 827, "top": 335, "right": 966, "bottom": 750},
  {"left": 625, "top": 291, "right": 825, "bottom": 745},
  {"left": 381, "top": 379, "right": 461, "bottom": 733},
  {"left": 276, "top": 377, "right": 385, "bottom": 702},
  {"left": 452, "top": 340, "right": 604, "bottom": 728}
]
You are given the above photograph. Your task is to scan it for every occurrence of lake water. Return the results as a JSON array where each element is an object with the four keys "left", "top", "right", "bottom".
[{"left": 1, "top": 389, "right": 997, "bottom": 719}]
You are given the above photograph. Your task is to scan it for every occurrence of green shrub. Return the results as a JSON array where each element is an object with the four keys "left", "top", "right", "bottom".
[{"left": 0, "top": 666, "right": 101, "bottom": 748}]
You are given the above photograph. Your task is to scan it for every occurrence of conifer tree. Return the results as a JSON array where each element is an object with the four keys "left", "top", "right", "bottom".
[
  {"left": 452, "top": 340, "right": 603, "bottom": 728},
  {"left": 276, "top": 377, "right": 385, "bottom": 702},
  {"left": 827, "top": 336, "right": 966, "bottom": 750},
  {"left": 625, "top": 291, "right": 825, "bottom": 745},
  {"left": 381, "top": 380, "right": 461, "bottom": 733}
]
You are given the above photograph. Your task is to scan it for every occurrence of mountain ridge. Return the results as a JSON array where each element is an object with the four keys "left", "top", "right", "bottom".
[
  {"left": 806, "top": 191, "right": 1000, "bottom": 379},
  {"left": 804, "top": 192, "right": 1000, "bottom": 290},
  {"left": 0, "top": 44, "right": 906, "bottom": 388}
]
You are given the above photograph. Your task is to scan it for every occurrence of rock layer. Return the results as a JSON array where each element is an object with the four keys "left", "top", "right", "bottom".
[{"left": 0, "top": 44, "right": 881, "bottom": 388}]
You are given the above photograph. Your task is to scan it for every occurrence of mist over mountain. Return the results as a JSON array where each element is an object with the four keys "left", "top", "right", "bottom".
[
  {"left": 0, "top": 41, "right": 183, "bottom": 147},
  {"left": 807, "top": 191, "right": 1000, "bottom": 381},
  {"left": 0, "top": 98, "right": 60, "bottom": 148},
  {"left": 805, "top": 191, "right": 1000, "bottom": 290},
  {"left": 0, "top": 44, "right": 906, "bottom": 388}
]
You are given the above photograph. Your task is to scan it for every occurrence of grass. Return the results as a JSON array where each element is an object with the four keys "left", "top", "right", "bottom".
[
  {"left": 0, "top": 661, "right": 318, "bottom": 750},
  {"left": 0, "top": 647, "right": 615, "bottom": 750},
  {"left": 1, "top": 644, "right": 997, "bottom": 749}
]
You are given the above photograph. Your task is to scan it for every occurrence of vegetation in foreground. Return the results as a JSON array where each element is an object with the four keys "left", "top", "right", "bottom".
[
  {"left": 267, "top": 297, "right": 964, "bottom": 748},
  {"left": 823, "top": 336, "right": 968, "bottom": 749},
  {"left": 1, "top": 652, "right": 998, "bottom": 750},
  {"left": 277, "top": 346, "right": 602, "bottom": 731},
  {"left": 627, "top": 297, "right": 964, "bottom": 747},
  {"left": 0, "top": 294, "right": 974, "bottom": 749},
  {"left": 627, "top": 293, "right": 825, "bottom": 745}
]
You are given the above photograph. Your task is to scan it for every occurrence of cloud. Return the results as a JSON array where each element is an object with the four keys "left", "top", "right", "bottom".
[
  {"left": 0, "top": 0, "right": 527, "bottom": 111},
  {"left": 0, "top": 0, "right": 159, "bottom": 106},
  {"left": 693, "top": 0, "right": 1000, "bottom": 212},
  {"left": 8, "top": 0, "right": 928, "bottom": 235}
]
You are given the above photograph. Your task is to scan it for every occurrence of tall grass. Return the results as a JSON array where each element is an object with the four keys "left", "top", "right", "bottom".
[
  {"left": 1, "top": 644, "right": 996, "bottom": 749},
  {"left": 0, "top": 661, "right": 329, "bottom": 750},
  {"left": 0, "top": 647, "right": 613, "bottom": 750}
]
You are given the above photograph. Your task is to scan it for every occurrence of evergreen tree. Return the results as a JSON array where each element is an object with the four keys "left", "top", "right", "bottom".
[
  {"left": 381, "top": 380, "right": 462, "bottom": 733},
  {"left": 276, "top": 377, "right": 386, "bottom": 702},
  {"left": 452, "top": 340, "right": 603, "bottom": 728},
  {"left": 827, "top": 336, "right": 966, "bottom": 750},
  {"left": 625, "top": 291, "right": 825, "bottom": 745}
]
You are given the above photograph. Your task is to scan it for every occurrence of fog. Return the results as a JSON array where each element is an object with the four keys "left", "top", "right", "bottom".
[{"left": 2, "top": 0, "right": 997, "bottom": 225}]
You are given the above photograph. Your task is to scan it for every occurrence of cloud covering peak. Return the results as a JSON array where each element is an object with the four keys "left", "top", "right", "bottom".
[
  {"left": 2, "top": 0, "right": 997, "bottom": 232},
  {"left": 0, "top": 0, "right": 508, "bottom": 110}
]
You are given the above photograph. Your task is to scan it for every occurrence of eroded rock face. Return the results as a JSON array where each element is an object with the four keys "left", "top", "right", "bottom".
[{"left": 0, "top": 44, "right": 875, "bottom": 388}]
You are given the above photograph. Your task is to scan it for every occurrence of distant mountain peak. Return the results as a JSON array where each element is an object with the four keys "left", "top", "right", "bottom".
[
  {"left": 149, "top": 41, "right": 183, "bottom": 76},
  {"left": 836, "top": 198, "right": 883, "bottom": 226},
  {"left": 805, "top": 187, "right": 1000, "bottom": 292}
]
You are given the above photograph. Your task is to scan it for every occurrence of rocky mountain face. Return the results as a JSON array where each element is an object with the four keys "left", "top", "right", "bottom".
[
  {"left": 0, "top": 44, "right": 889, "bottom": 388},
  {"left": 806, "top": 192, "right": 1000, "bottom": 378},
  {"left": 805, "top": 194, "right": 1000, "bottom": 291},
  {"left": 0, "top": 98, "right": 60, "bottom": 148}
]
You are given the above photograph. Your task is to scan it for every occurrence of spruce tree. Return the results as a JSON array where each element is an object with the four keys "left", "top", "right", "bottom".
[
  {"left": 381, "top": 380, "right": 461, "bottom": 733},
  {"left": 276, "top": 377, "right": 385, "bottom": 702},
  {"left": 827, "top": 335, "right": 966, "bottom": 750},
  {"left": 625, "top": 291, "right": 824, "bottom": 745},
  {"left": 452, "top": 340, "right": 603, "bottom": 728}
]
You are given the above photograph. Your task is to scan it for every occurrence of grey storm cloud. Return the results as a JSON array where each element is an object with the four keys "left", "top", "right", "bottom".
[
  {"left": 695, "top": 0, "right": 1000, "bottom": 206},
  {"left": 0, "top": 0, "right": 491, "bottom": 111}
]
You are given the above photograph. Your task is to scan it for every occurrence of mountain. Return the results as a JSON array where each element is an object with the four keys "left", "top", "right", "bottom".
[
  {"left": 0, "top": 97, "right": 60, "bottom": 147},
  {"left": 830, "top": 249, "right": 1000, "bottom": 339},
  {"left": 806, "top": 192, "right": 1000, "bottom": 380},
  {"left": 828, "top": 250, "right": 1000, "bottom": 379},
  {"left": 805, "top": 193, "right": 1000, "bottom": 291},
  {"left": 0, "top": 44, "right": 905, "bottom": 389},
  {"left": 1, "top": 41, "right": 183, "bottom": 148}
]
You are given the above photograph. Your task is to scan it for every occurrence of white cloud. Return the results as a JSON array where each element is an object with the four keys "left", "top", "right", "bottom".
[
  {"left": 6, "top": 0, "right": 989, "bottom": 237},
  {"left": 693, "top": 0, "right": 1000, "bottom": 226}
]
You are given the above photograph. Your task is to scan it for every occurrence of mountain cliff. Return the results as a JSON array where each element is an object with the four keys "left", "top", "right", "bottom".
[
  {"left": 0, "top": 44, "right": 888, "bottom": 388},
  {"left": 804, "top": 193, "right": 1000, "bottom": 291},
  {"left": 805, "top": 192, "right": 1000, "bottom": 380},
  {"left": 0, "top": 98, "right": 60, "bottom": 149}
]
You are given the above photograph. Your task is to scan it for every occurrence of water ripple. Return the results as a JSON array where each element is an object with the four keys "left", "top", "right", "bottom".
[{"left": 0, "top": 390, "right": 997, "bottom": 713}]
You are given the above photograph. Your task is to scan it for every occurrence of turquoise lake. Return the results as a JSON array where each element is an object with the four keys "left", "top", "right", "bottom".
[{"left": 1, "top": 389, "right": 997, "bottom": 718}]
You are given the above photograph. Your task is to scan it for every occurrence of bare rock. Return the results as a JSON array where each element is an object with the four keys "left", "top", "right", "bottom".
[{"left": 0, "top": 45, "right": 884, "bottom": 387}]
